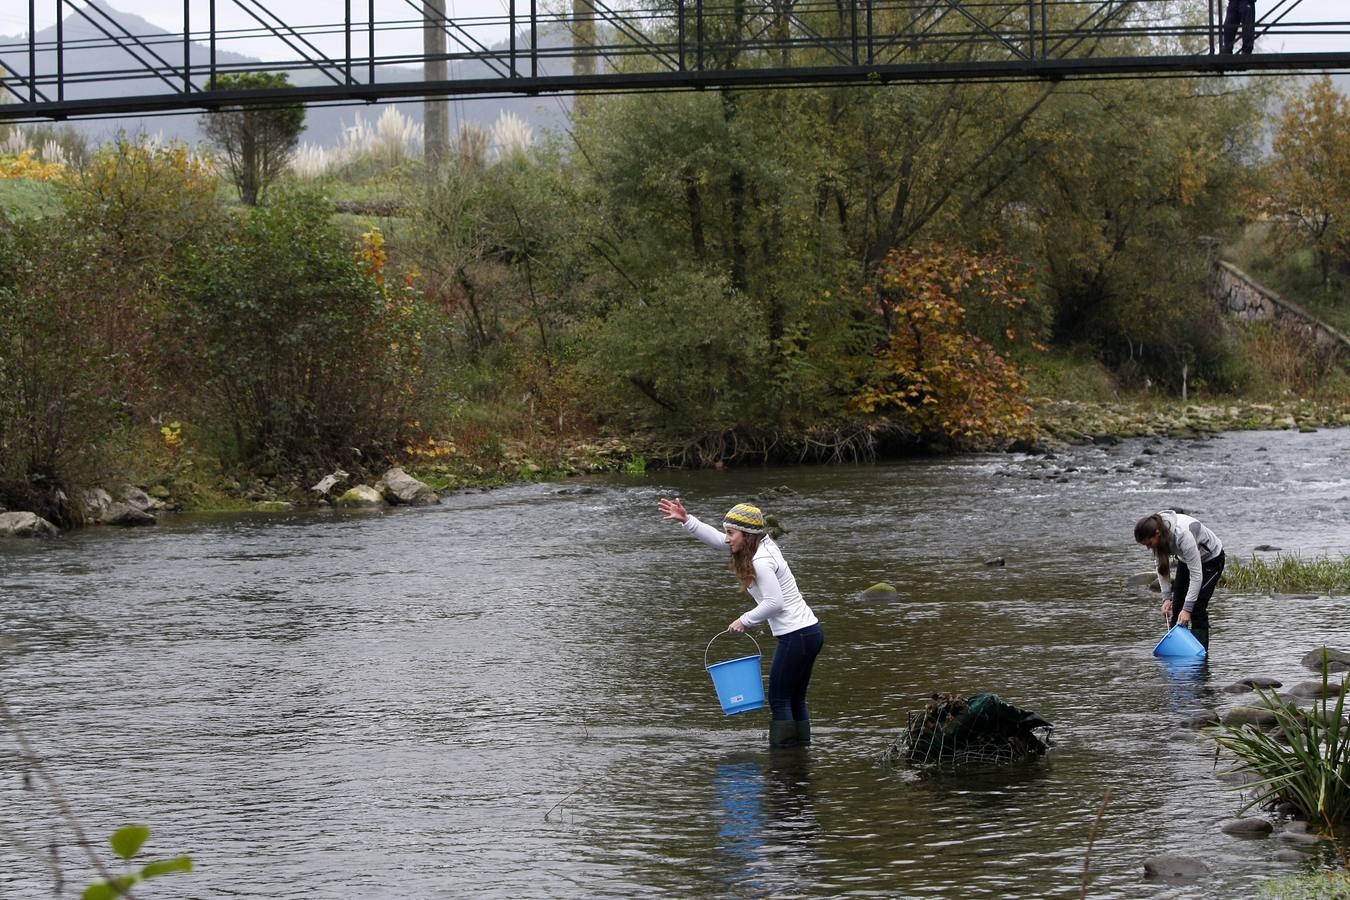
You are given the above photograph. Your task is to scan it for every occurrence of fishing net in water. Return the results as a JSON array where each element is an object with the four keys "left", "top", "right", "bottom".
[{"left": 882, "top": 692, "right": 1053, "bottom": 769}]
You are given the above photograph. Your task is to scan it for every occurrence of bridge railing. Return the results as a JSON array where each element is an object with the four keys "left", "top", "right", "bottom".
[{"left": 1, "top": 0, "right": 1348, "bottom": 120}]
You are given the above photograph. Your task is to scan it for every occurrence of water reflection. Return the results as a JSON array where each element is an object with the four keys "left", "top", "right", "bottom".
[
  {"left": 1157, "top": 657, "right": 1213, "bottom": 716},
  {"left": 713, "top": 749, "right": 821, "bottom": 896}
]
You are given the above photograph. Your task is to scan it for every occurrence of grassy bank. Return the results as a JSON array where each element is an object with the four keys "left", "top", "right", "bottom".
[{"left": 1223, "top": 554, "right": 1350, "bottom": 595}]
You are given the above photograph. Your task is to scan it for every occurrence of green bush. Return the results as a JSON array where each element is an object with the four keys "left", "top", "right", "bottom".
[
  {"left": 573, "top": 268, "right": 763, "bottom": 434},
  {"left": 0, "top": 216, "right": 131, "bottom": 523},
  {"left": 169, "top": 189, "right": 448, "bottom": 472}
]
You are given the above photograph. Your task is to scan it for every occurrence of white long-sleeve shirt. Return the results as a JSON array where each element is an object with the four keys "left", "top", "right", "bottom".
[
  {"left": 681, "top": 515, "right": 819, "bottom": 636},
  {"left": 1156, "top": 510, "right": 1224, "bottom": 611}
]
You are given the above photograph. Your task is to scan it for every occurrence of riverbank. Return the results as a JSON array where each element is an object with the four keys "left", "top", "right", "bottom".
[
  {"left": 3, "top": 396, "right": 1348, "bottom": 531},
  {"left": 1030, "top": 397, "right": 1350, "bottom": 446}
]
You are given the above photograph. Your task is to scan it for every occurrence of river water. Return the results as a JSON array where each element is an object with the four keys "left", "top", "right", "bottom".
[{"left": 1, "top": 427, "right": 1348, "bottom": 898}]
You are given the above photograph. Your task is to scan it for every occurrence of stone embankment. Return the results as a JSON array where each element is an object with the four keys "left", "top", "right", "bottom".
[{"left": 1211, "top": 261, "right": 1350, "bottom": 362}]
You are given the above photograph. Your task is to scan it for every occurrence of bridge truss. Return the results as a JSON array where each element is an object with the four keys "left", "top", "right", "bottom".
[{"left": 1, "top": 0, "right": 1349, "bottom": 122}]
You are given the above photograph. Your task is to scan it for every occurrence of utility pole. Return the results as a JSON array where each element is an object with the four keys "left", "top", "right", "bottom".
[
  {"left": 571, "top": 0, "right": 596, "bottom": 119},
  {"left": 424, "top": 0, "right": 449, "bottom": 175}
]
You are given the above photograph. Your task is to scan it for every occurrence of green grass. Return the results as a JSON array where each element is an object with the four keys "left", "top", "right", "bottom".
[
  {"left": 1259, "top": 872, "right": 1350, "bottom": 900},
  {"left": 1019, "top": 347, "right": 1121, "bottom": 402},
  {"left": 1223, "top": 554, "right": 1350, "bottom": 594},
  {"left": 0, "top": 177, "right": 63, "bottom": 219}
]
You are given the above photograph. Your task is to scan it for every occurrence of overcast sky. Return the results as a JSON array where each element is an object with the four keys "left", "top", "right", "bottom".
[{"left": 0, "top": 0, "right": 1345, "bottom": 59}]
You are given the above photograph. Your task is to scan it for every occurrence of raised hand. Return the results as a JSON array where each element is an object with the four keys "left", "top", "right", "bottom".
[{"left": 658, "top": 496, "right": 688, "bottom": 524}]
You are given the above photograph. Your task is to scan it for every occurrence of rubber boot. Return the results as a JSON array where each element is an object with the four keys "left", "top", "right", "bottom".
[
  {"left": 769, "top": 720, "right": 800, "bottom": 748},
  {"left": 795, "top": 718, "right": 811, "bottom": 746}
]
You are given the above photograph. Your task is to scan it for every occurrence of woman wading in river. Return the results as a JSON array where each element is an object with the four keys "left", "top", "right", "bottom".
[
  {"left": 1135, "top": 510, "right": 1226, "bottom": 651},
  {"left": 659, "top": 497, "right": 823, "bottom": 748}
]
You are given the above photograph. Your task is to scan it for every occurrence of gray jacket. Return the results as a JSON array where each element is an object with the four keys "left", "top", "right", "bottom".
[{"left": 1157, "top": 510, "right": 1223, "bottom": 611}]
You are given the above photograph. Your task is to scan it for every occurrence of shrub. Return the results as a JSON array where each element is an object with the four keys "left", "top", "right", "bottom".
[
  {"left": 169, "top": 190, "right": 447, "bottom": 473},
  {"left": 849, "top": 244, "right": 1043, "bottom": 445},
  {"left": 0, "top": 216, "right": 133, "bottom": 523}
]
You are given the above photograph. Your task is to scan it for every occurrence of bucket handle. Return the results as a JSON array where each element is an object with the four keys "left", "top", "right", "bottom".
[{"left": 704, "top": 629, "right": 762, "bottom": 669}]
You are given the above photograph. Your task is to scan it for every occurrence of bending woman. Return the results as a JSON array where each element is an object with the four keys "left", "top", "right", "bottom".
[
  {"left": 1135, "top": 510, "right": 1226, "bottom": 650},
  {"left": 659, "top": 497, "right": 824, "bottom": 748}
]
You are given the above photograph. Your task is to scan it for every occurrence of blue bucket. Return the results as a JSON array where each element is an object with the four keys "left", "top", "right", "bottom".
[
  {"left": 1153, "top": 623, "right": 1207, "bottom": 658},
  {"left": 705, "top": 631, "right": 766, "bottom": 716}
]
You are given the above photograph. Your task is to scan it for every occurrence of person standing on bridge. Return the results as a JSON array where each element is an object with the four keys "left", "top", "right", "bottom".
[
  {"left": 659, "top": 497, "right": 824, "bottom": 748},
  {"left": 1221, "top": 0, "right": 1256, "bottom": 55},
  {"left": 1135, "top": 511, "right": 1226, "bottom": 651}
]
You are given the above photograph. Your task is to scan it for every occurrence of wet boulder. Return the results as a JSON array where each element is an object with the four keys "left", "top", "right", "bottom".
[
  {"left": 79, "top": 487, "right": 115, "bottom": 521},
  {"left": 1142, "top": 854, "right": 1208, "bottom": 880},
  {"left": 1287, "top": 679, "right": 1347, "bottom": 700},
  {"left": 0, "top": 511, "right": 59, "bottom": 538},
  {"left": 336, "top": 485, "right": 384, "bottom": 507},
  {"left": 1301, "top": 647, "right": 1350, "bottom": 674},
  {"left": 1127, "top": 572, "right": 1160, "bottom": 590},
  {"left": 117, "top": 484, "right": 165, "bottom": 512},
  {"left": 1220, "top": 817, "right": 1272, "bottom": 837},
  {"left": 1222, "top": 677, "right": 1282, "bottom": 694},
  {"left": 1221, "top": 706, "right": 1279, "bottom": 729},
  {"left": 1276, "top": 830, "right": 1324, "bottom": 846},
  {"left": 377, "top": 467, "right": 440, "bottom": 505},
  {"left": 1181, "top": 710, "right": 1219, "bottom": 729},
  {"left": 102, "top": 502, "right": 156, "bottom": 526}
]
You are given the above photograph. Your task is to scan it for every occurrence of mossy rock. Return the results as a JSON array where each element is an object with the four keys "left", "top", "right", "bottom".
[{"left": 860, "top": 582, "right": 898, "bottom": 600}]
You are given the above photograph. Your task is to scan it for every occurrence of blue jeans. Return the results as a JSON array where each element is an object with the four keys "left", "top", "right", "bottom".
[{"left": 768, "top": 623, "right": 824, "bottom": 720}]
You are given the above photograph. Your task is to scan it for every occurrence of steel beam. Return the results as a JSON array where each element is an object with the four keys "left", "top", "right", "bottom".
[{"left": 0, "top": 0, "right": 1346, "bottom": 123}]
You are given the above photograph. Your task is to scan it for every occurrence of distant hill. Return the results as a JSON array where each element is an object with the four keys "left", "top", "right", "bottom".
[{"left": 0, "top": 0, "right": 571, "bottom": 148}]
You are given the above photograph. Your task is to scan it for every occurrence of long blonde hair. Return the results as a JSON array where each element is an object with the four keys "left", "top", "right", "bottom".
[{"left": 730, "top": 533, "right": 763, "bottom": 592}]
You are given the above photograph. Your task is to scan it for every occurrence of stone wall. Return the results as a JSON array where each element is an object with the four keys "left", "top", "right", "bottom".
[{"left": 1211, "top": 261, "right": 1350, "bottom": 362}]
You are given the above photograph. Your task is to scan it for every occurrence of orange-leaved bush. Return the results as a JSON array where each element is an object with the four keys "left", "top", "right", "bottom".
[{"left": 850, "top": 244, "right": 1042, "bottom": 445}]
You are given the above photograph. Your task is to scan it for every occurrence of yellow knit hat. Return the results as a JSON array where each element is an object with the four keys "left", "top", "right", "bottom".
[{"left": 722, "top": 503, "right": 766, "bottom": 535}]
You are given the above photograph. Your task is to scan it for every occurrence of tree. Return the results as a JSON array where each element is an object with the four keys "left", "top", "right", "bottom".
[
  {"left": 1262, "top": 76, "right": 1350, "bottom": 290},
  {"left": 850, "top": 244, "right": 1041, "bottom": 446},
  {"left": 200, "top": 72, "right": 305, "bottom": 205}
]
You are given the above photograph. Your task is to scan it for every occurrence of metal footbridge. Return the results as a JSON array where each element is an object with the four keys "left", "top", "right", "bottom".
[{"left": 1, "top": 0, "right": 1348, "bottom": 122}]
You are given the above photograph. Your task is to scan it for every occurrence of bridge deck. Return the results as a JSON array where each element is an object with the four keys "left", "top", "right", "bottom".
[{"left": 1, "top": 0, "right": 1348, "bottom": 122}]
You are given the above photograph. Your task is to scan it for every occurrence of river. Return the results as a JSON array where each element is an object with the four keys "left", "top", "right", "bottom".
[{"left": 1, "top": 427, "right": 1348, "bottom": 898}]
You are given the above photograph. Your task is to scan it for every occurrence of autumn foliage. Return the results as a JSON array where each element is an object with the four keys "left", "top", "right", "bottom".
[
  {"left": 851, "top": 245, "right": 1042, "bottom": 445},
  {"left": 1261, "top": 76, "right": 1350, "bottom": 288}
]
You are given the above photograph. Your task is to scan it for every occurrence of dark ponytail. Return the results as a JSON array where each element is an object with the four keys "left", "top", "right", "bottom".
[{"left": 1134, "top": 514, "right": 1171, "bottom": 577}]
